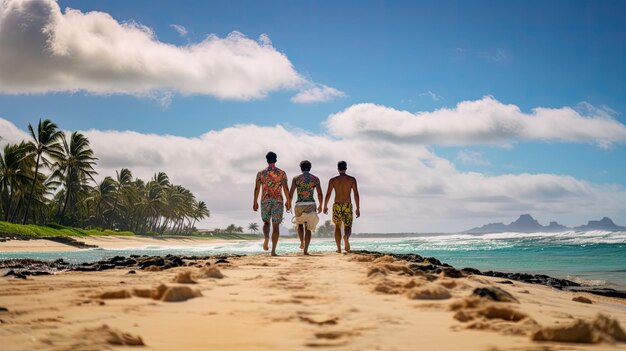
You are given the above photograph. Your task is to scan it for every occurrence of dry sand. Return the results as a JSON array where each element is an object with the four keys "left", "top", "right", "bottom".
[
  {"left": 1, "top": 253, "right": 625, "bottom": 351},
  {"left": 0, "top": 236, "right": 238, "bottom": 252}
]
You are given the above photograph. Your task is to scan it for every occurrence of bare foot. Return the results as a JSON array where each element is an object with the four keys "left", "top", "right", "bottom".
[
  {"left": 263, "top": 238, "right": 269, "bottom": 251},
  {"left": 344, "top": 235, "right": 350, "bottom": 252},
  {"left": 336, "top": 249, "right": 341, "bottom": 253},
  {"left": 271, "top": 252, "right": 278, "bottom": 257},
  {"left": 299, "top": 242, "right": 304, "bottom": 249},
  {"left": 303, "top": 251, "right": 310, "bottom": 256}
]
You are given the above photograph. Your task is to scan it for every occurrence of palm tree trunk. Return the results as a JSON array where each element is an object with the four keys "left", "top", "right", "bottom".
[
  {"left": 60, "top": 182, "right": 71, "bottom": 224},
  {"left": 10, "top": 197, "right": 23, "bottom": 223},
  {"left": 4, "top": 184, "right": 14, "bottom": 221},
  {"left": 22, "top": 152, "right": 41, "bottom": 224}
]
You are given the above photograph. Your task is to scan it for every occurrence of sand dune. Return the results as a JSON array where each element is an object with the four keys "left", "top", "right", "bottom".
[{"left": 1, "top": 253, "right": 625, "bottom": 350}]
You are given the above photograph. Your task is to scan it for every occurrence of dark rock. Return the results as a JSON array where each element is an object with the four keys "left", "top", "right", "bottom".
[
  {"left": 424, "top": 257, "right": 443, "bottom": 266},
  {"left": 140, "top": 258, "right": 165, "bottom": 269},
  {"left": 461, "top": 268, "right": 481, "bottom": 275},
  {"left": 3, "top": 270, "right": 27, "bottom": 279},
  {"left": 440, "top": 267, "right": 464, "bottom": 278},
  {"left": 110, "top": 256, "right": 126, "bottom": 263},
  {"left": 0, "top": 307, "right": 7, "bottom": 312},
  {"left": 215, "top": 259, "right": 230, "bottom": 264},
  {"left": 43, "top": 236, "right": 98, "bottom": 249},
  {"left": 564, "top": 287, "right": 626, "bottom": 299},
  {"left": 169, "top": 257, "right": 184, "bottom": 267},
  {"left": 127, "top": 270, "right": 136, "bottom": 275},
  {"left": 472, "top": 287, "right": 519, "bottom": 303},
  {"left": 73, "top": 266, "right": 98, "bottom": 272},
  {"left": 95, "top": 264, "right": 115, "bottom": 271},
  {"left": 497, "top": 280, "right": 514, "bottom": 285},
  {"left": 408, "top": 263, "right": 437, "bottom": 273}
]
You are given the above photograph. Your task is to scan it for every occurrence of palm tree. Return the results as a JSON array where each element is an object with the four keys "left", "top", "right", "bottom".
[
  {"left": 53, "top": 132, "right": 98, "bottom": 224},
  {"left": 22, "top": 119, "right": 64, "bottom": 224},
  {"left": 189, "top": 201, "right": 210, "bottom": 233},
  {"left": 110, "top": 168, "right": 132, "bottom": 227},
  {"left": 86, "top": 176, "right": 116, "bottom": 227},
  {"left": 0, "top": 143, "right": 31, "bottom": 221},
  {"left": 248, "top": 222, "right": 259, "bottom": 233}
]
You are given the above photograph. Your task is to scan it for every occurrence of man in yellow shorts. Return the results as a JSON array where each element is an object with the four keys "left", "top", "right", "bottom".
[{"left": 323, "top": 161, "right": 360, "bottom": 253}]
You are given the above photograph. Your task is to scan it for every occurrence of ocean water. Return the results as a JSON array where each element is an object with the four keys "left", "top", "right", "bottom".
[{"left": 1, "top": 230, "right": 625, "bottom": 288}]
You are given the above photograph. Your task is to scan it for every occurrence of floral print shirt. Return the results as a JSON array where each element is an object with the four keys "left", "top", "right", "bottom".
[
  {"left": 293, "top": 172, "right": 320, "bottom": 203},
  {"left": 256, "top": 166, "right": 287, "bottom": 202}
]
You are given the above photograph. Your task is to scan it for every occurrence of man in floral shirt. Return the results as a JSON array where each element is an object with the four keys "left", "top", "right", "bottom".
[
  {"left": 253, "top": 151, "right": 290, "bottom": 256},
  {"left": 289, "top": 160, "right": 323, "bottom": 255}
]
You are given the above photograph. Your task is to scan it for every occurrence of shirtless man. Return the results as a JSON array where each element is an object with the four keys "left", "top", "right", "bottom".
[
  {"left": 253, "top": 151, "right": 291, "bottom": 256},
  {"left": 289, "top": 160, "right": 323, "bottom": 255},
  {"left": 323, "top": 161, "right": 360, "bottom": 253}
]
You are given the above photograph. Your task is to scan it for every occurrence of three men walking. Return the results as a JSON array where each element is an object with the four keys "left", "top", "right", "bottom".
[{"left": 253, "top": 152, "right": 360, "bottom": 255}]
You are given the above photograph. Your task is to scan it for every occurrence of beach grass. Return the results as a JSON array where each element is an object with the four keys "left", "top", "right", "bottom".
[{"left": 0, "top": 221, "right": 135, "bottom": 238}]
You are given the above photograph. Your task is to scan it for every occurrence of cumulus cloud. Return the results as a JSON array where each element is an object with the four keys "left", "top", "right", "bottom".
[
  {"left": 291, "top": 84, "right": 346, "bottom": 104},
  {"left": 327, "top": 96, "right": 626, "bottom": 147},
  {"left": 0, "top": 0, "right": 339, "bottom": 102},
  {"left": 169, "top": 24, "right": 188, "bottom": 37},
  {"left": 2, "top": 116, "right": 625, "bottom": 232}
]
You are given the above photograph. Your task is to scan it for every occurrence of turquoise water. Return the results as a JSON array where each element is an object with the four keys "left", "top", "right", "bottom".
[{"left": 1, "top": 230, "right": 625, "bottom": 288}]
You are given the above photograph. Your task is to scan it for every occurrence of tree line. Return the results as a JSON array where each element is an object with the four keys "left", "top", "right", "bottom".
[{"left": 0, "top": 119, "right": 209, "bottom": 235}]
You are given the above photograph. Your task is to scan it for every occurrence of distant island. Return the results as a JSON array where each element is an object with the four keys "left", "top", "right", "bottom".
[{"left": 465, "top": 214, "right": 626, "bottom": 234}]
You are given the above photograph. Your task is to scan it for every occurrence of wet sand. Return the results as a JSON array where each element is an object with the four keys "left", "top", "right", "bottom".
[{"left": 1, "top": 253, "right": 625, "bottom": 351}]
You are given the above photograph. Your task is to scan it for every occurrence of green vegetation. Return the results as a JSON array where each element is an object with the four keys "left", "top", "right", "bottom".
[
  {"left": 0, "top": 118, "right": 210, "bottom": 236},
  {"left": 316, "top": 220, "right": 334, "bottom": 237},
  {"left": 0, "top": 221, "right": 134, "bottom": 237}
]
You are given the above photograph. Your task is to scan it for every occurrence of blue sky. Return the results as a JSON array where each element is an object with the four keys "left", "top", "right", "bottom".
[{"left": 1, "top": 0, "right": 625, "bottom": 231}]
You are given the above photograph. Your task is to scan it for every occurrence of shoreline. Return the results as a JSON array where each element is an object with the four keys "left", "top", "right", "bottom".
[
  {"left": 1, "top": 236, "right": 624, "bottom": 295},
  {"left": 1, "top": 251, "right": 625, "bottom": 350},
  {"left": 2, "top": 247, "right": 625, "bottom": 300}
]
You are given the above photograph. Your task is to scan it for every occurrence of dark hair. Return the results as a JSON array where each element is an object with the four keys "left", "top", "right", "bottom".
[
  {"left": 266, "top": 151, "right": 277, "bottom": 164},
  {"left": 337, "top": 161, "right": 347, "bottom": 171},
  {"left": 300, "top": 160, "right": 312, "bottom": 172}
]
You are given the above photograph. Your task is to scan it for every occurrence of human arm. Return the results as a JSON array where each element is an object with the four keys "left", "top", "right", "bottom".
[
  {"left": 282, "top": 173, "right": 291, "bottom": 211},
  {"left": 288, "top": 178, "right": 297, "bottom": 211},
  {"left": 323, "top": 179, "right": 334, "bottom": 214},
  {"left": 352, "top": 178, "right": 360, "bottom": 218},
  {"left": 315, "top": 181, "right": 324, "bottom": 213},
  {"left": 253, "top": 174, "right": 261, "bottom": 211}
]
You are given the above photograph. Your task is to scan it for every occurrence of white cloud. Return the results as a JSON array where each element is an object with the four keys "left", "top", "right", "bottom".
[
  {"left": 169, "top": 24, "right": 188, "bottom": 37},
  {"left": 0, "top": 0, "right": 340, "bottom": 102},
  {"left": 456, "top": 150, "right": 490, "bottom": 166},
  {"left": 2, "top": 116, "right": 625, "bottom": 233},
  {"left": 420, "top": 90, "right": 444, "bottom": 102},
  {"left": 326, "top": 96, "right": 626, "bottom": 147},
  {"left": 291, "top": 84, "right": 346, "bottom": 104}
]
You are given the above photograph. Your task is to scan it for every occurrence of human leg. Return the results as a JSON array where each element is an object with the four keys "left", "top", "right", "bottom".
[
  {"left": 344, "top": 226, "right": 351, "bottom": 252},
  {"left": 262, "top": 221, "right": 270, "bottom": 251},
  {"left": 297, "top": 224, "right": 304, "bottom": 249},
  {"left": 304, "top": 229, "right": 312, "bottom": 255},
  {"left": 271, "top": 222, "right": 280, "bottom": 256},
  {"left": 334, "top": 223, "right": 342, "bottom": 253}
]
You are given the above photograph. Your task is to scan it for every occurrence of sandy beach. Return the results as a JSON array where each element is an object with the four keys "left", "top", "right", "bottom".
[
  {"left": 0, "top": 236, "right": 245, "bottom": 252},
  {"left": 1, "top": 251, "right": 625, "bottom": 351}
]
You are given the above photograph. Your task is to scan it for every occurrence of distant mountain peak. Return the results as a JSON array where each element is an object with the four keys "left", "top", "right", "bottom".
[
  {"left": 575, "top": 217, "right": 625, "bottom": 231},
  {"left": 465, "top": 214, "right": 625, "bottom": 234}
]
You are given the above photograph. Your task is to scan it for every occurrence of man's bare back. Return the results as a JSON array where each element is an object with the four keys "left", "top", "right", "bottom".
[
  {"left": 328, "top": 174, "right": 357, "bottom": 204},
  {"left": 323, "top": 161, "right": 360, "bottom": 253}
]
